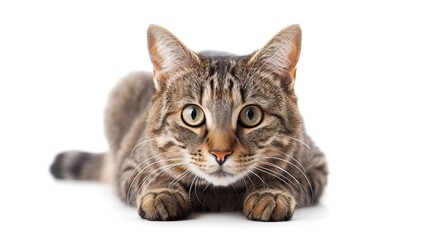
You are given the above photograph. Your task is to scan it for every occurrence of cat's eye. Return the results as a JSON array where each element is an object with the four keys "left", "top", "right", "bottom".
[
  {"left": 239, "top": 105, "right": 263, "bottom": 128},
  {"left": 182, "top": 105, "right": 205, "bottom": 127}
]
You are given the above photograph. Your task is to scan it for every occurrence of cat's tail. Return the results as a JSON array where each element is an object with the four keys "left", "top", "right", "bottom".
[{"left": 50, "top": 151, "right": 115, "bottom": 182}]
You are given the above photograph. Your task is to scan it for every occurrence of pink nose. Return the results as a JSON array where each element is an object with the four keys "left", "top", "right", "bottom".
[{"left": 209, "top": 150, "right": 233, "bottom": 165}]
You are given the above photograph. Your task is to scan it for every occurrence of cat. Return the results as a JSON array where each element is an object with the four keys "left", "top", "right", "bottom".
[{"left": 50, "top": 24, "right": 328, "bottom": 221}]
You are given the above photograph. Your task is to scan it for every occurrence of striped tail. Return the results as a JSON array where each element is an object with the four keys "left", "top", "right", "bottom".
[{"left": 50, "top": 151, "right": 110, "bottom": 181}]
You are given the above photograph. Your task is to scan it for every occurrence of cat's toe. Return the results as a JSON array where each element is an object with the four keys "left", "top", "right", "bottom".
[
  {"left": 243, "top": 189, "right": 296, "bottom": 221},
  {"left": 138, "top": 188, "right": 190, "bottom": 221}
]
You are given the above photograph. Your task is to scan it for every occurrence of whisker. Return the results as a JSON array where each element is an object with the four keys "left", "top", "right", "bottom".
[
  {"left": 194, "top": 177, "right": 207, "bottom": 207},
  {"left": 139, "top": 162, "right": 187, "bottom": 198},
  {"left": 140, "top": 162, "right": 187, "bottom": 192},
  {"left": 258, "top": 162, "right": 299, "bottom": 189},
  {"left": 202, "top": 182, "right": 210, "bottom": 193},
  {"left": 188, "top": 175, "right": 198, "bottom": 203},
  {"left": 203, "top": 184, "right": 210, "bottom": 193},
  {"left": 262, "top": 155, "right": 314, "bottom": 205},
  {"left": 271, "top": 149, "right": 307, "bottom": 173},
  {"left": 126, "top": 155, "right": 171, "bottom": 205},
  {"left": 254, "top": 166, "right": 296, "bottom": 196},
  {"left": 244, "top": 172, "right": 256, "bottom": 190},
  {"left": 129, "top": 137, "right": 158, "bottom": 159},
  {"left": 126, "top": 153, "right": 165, "bottom": 203},
  {"left": 288, "top": 137, "right": 311, "bottom": 150},
  {"left": 259, "top": 160, "right": 311, "bottom": 205},
  {"left": 231, "top": 184, "right": 239, "bottom": 195},
  {"left": 130, "top": 160, "right": 185, "bottom": 202},
  {"left": 168, "top": 169, "right": 192, "bottom": 188},
  {"left": 241, "top": 175, "right": 249, "bottom": 193},
  {"left": 249, "top": 170, "right": 268, "bottom": 188},
  {"left": 242, "top": 154, "right": 314, "bottom": 205},
  {"left": 137, "top": 159, "right": 183, "bottom": 188}
]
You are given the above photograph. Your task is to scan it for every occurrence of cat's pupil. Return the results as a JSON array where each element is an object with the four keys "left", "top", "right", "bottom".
[
  {"left": 190, "top": 108, "right": 197, "bottom": 120},
  {"left": 246, "top": 108, "right": 254, "bottom": 121}
]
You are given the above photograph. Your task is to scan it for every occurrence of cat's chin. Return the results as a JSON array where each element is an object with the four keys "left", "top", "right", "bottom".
[
  {"left": 201, "top": 171, "right": 242, "bottom": 187},
  {"left": 188, "top": 165, "right": 243, "bottom": 186}
]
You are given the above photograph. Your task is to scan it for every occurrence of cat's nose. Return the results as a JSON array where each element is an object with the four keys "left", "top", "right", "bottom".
[{"left": 209, "top": 150, "right": 233, "bottom": 166}]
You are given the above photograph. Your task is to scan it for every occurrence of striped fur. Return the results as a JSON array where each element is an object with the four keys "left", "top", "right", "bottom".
[
  {"left": 51, "top": 151, "right": 105, "bottom": 181},
  {"left": 51, "top": 24, "right": 328, "bottom": 222}
]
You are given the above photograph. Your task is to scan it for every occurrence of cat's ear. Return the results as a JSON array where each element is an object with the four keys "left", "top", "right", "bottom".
[
  {"left": 147, "top": 25, "right": 200, "bottom": 89},
  {"left": 247, "top": 24, "right": 301, "bottom": 89}
]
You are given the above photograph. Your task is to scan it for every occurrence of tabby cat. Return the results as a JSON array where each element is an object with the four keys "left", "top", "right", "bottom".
[{"left": 50, "top": 24, "right": 328, "bottom": 221}]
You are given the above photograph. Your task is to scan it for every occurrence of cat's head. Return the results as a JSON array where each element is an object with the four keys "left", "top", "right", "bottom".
[{"left": 145, "top": 25, "right": 302, "bottom": 186}]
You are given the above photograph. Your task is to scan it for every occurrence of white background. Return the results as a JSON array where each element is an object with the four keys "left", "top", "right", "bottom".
[{"left": 1, "top": 0, "right": 428, "bottom": 239}]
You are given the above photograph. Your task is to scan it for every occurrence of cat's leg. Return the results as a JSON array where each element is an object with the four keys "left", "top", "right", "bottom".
[
  {"left": 136, "top": 179, "right": 191, "bottom": 221},
  {"left": 118, "top": 164, "right": 191, "bottom": 221},
  {"left": 116, "top": 159, "right": 191, "bottom": 221},
  {"left": 303, "top": 151, "right": 328, "bottom": 206},
  {"left": 293, "top": 139, "right": 329, "bottom": 206},
  {"left": 243, "top": 185, "right": 296, "bottom": 222}
]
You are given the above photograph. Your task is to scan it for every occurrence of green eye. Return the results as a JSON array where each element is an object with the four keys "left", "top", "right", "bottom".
[
  {"left": 182, "top": 105, "right": 205, "bottom": 127},
  {"left": 239, "top": 105, "right": 263, "bottom": 127}
]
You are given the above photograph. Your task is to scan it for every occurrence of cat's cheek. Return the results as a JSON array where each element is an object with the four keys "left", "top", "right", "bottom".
[{"left": 168, "top": 121, "right": 206, "bottom": 147}]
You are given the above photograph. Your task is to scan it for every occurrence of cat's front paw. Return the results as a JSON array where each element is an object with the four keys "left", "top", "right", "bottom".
[
  {"left": 138, "top": 188, "right": 190, "bottom": 221},
  {"left": 243, "top": 189, "right": 296, "bottom": 221}
]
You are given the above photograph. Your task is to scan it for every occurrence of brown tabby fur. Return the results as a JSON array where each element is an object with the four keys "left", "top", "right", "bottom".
[{"left": 50, "top": 24, "right": 328, "bottom": 221}]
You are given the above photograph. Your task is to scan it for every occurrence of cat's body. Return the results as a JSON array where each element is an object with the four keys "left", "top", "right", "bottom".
[{"left": 51, "top": 25, "right": 328, "bottom": 221}]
